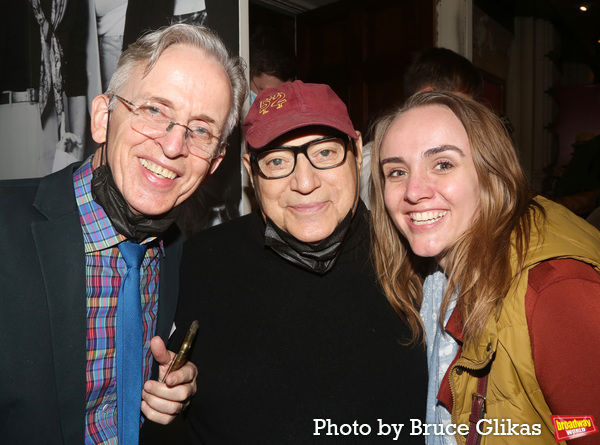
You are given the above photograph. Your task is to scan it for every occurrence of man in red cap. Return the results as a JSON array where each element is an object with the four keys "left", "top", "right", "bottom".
[{"left": 172, "top": 81, "right": 427, "bottom": 443}]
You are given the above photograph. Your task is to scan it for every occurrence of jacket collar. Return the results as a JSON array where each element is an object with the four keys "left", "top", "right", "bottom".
[{"left": 31, "top": 163, "right": 87, "bottom": 443}]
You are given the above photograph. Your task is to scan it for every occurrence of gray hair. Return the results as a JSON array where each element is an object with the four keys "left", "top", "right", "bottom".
[{"left": 106, "top": 23, "right": 247, "bottom": 142}]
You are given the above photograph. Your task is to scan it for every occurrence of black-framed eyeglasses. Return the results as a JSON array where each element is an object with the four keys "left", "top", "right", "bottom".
[
  {"left": 115, "top": 95, "right": 224, "bottom": 160},
  {"left": 250, "top": 135, "right": 351, "bottom": 179}
]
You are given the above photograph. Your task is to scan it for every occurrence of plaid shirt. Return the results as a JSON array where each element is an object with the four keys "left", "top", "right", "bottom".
[{"left": 74, "top": 158, "right": 162, "bottom": 445}]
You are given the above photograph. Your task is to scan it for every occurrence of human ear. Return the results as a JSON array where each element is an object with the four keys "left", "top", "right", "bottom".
[
  {"left": 209, "top": 147, "right": 227, "bottom": 175},
  {"left": 90, "top": 94, "right": 110, "bottom": 144},
  {"left": 353, "top": 131, "right": 363, "bottom": 171},
  {"left": 242, "top": 153, "right": 255, "bottom": 189}
]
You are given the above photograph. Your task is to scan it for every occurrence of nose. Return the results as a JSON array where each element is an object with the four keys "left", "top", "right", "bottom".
[
  {"left": 404, "top": 170, "right": 433, "bottom": 203},
  {"left": 158, "top": 122, "right": 190, "bottom": 158},
  {"left": 289, "top": 153, "right": 321, "bottom": 194}
]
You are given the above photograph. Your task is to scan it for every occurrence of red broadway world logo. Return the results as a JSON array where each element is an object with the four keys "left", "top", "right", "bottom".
[{"left": 551, "top": 415, "right": 598, "bottom": 442}]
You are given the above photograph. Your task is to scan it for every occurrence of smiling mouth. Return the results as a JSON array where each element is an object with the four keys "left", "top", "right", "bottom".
[
  {"left": 140, "top": 158, "right": 177, "bottom": 179},
  {"left": 290, "top": 202, "right": 326, "bottom": 213},
  {"left": 409, "top": 211, "right": 447, "bottom": 225}
]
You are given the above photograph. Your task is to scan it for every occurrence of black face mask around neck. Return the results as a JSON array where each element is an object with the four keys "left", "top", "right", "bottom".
[
  {"left": 263, "top": 207, "right": 354, "bottom": 275},
  {"left": 91, "top": 162, "right": 179, "bottom": 241}
]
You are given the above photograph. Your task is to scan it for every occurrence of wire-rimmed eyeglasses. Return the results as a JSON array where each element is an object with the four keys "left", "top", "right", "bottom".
[
  {"left": 116, "top": 95, "right": 224, "bottom": 160},
  {"left": 250, "top": 135, "right": 351, "bottom": 179}
]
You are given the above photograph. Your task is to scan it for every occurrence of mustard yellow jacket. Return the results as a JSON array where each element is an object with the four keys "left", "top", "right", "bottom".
[{"left": 449, "top": 197, "right": 600, "bottom": 444}]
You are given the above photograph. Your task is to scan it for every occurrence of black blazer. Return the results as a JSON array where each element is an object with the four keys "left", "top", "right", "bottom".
[{"left": 0, "top": 163, "right": 182, "bottom": 444}]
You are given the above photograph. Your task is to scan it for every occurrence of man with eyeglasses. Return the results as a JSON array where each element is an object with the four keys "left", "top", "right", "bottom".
[
  {"left": 172, "top": 80, "right": 427, "bottom": 443},
  {"left": 0, "top": 24, "right": 246, "bottom": 444}
]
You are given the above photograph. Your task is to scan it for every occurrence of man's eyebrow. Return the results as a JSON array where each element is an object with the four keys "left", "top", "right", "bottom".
[
  {"left": 141, "top": 95, "right": 173, "bottom": 107},
  {"left": 143, "top": 95, "right": 218, "bottom": 124}
]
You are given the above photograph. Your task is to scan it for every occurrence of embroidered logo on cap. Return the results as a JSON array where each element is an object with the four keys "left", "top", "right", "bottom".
[
  {"left": 259, "top": 92, "right": 287, "bottom": 115},
  {"left": 551, "top": 415, "right": 598, "bottom": 442}
]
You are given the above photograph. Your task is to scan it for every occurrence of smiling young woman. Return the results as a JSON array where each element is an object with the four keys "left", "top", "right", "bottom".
[{"left": 369, "top": 91, "right": 600, "bottom": 445}]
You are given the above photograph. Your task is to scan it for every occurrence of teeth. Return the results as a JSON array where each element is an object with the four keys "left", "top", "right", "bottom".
[
  {"left": 410, "top": 211, "right": 447, "bottom": 225},
  {"left": 140, "top": 158, "right": 176, "bottom": 179}
]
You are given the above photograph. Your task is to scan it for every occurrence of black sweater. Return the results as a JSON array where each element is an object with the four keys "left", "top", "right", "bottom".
[{"left": 174, "top": 204, "right": 427, "bottom": 444}]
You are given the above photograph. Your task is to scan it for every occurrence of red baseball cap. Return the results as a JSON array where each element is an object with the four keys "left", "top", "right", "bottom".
[{"left": 243, "top": 80, "right": 359, "bottom": 150}]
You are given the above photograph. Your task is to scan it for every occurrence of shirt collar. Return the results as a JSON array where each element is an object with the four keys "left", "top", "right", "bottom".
[{"left": 73, "top": 156, "right": 164, "bottom": 255}]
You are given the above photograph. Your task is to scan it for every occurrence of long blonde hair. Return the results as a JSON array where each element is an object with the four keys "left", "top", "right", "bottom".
[{"left": 370, "top": 92, "right": 542, "bottom": 347}]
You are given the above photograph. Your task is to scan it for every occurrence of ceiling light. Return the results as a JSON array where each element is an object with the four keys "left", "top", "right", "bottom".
[{"left": 580, "top": 6, "right": 588, "bottom": 11}]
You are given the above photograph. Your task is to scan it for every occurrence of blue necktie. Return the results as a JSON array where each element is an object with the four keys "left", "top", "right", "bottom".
[{"left": 116, "top": 241, "right": 146, "bottom": 445}]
